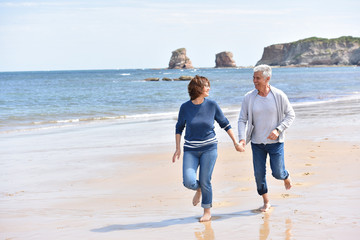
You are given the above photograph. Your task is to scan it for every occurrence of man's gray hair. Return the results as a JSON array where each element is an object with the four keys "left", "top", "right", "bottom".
[{"left": 254, "top": 64, "right": 272, "bottom": 79}]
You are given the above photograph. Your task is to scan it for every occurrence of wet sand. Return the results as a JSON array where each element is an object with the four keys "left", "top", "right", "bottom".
[{"left": 1, "top": 98, "right": 360, "bottom": 239}]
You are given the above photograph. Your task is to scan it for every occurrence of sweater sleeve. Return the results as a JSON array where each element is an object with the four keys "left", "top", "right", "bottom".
[
  {"left": 237, "top": 92, "right": 250, "bottom": 141},
  {"left": 277, "top": 92, "right": 295, "bottom": 132},
  {"left": 175, "top": 104, "right": 186, "bottom": 135},
  {"left": 214, "top": 102, "right": 232, "bottom": 131}
]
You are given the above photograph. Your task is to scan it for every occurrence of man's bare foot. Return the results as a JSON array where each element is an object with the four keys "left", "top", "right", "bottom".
[
  {"left": 193, "top": 189, "right": 201, "bottom": 206},
  {"left": 284, "top": 176, "right": 292, "bottom": 190},
  {"left": 260, "top": 202, "right": 271, "bottom": 212},
  {"left": 199, "top": 208, "right": 211, "bottom": 222}
]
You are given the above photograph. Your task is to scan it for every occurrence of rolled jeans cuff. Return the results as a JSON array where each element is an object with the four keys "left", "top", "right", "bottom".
[
  {"left": 201, "top": 203, "right": 212, "bottom": 209},
  {"left": 284, "top": 172, "right": 290, "bottom": 180}
]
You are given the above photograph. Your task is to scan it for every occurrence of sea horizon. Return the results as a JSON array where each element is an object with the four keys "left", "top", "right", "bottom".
[{"left": 1, "top": 64, "right": 359, "bottom": 73}]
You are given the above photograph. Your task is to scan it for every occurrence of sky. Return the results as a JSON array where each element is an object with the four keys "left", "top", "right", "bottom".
[{"left": 0, "top": 0, "right": 359, "bottom": 71}]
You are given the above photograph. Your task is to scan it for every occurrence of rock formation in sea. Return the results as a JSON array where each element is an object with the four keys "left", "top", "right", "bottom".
[
  {"left": 177, "top": 75, "right": 193, "bottom": 81},
  {"left": 145, "top": 76, "right": 193, "bottom": 82},
  {"left": 256, "top": 36, "right": 360, "bottom": 66},
  {"left": 215, "top": 51, "right": 237, "bottom": 68},
  {"left": 144, "top": 78, "right": 160, "bottom": 81},
  {"left": 168, "top": 48, "right": 193, "bottom": 69}
]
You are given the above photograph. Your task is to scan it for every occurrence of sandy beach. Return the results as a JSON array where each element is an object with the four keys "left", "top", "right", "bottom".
[{"left": 1, "top": 98, "right": 360, "bottom": 239}]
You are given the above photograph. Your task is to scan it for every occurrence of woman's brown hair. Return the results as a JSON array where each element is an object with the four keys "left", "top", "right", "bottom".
[{"left": 188, "top": 75, "right": 210, "bottom": 100}]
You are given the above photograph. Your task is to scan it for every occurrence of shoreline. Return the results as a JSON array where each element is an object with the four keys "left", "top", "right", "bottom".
[{"left": 2, "top": 93, "right": 360, "bottom": 136}]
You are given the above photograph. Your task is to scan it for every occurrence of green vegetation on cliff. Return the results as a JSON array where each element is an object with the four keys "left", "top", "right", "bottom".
[{"left": 293, "top": 36, "right": 360, "bottom": 45}]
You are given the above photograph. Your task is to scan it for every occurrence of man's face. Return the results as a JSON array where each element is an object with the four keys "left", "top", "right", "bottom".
[{"left": 253, "top": 71, "right": 269, "bottom": 90}]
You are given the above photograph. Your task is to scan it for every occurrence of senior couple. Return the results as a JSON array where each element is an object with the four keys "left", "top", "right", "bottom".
[{"left": 172, "top": 64, "right": 295, "bottom": 222}]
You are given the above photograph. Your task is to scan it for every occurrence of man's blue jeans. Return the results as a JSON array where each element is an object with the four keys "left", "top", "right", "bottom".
[
  {"left": 182, "top": 148, "right": 217, "bottom": 209},
  {"left": 251, "top": 142, "right": 289, "bottom": 195}
]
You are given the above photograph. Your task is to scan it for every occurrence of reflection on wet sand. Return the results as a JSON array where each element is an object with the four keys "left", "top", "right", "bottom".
[
  {"left": 259, "top": 212, "right": 270, "bottom": 240},
  {"left": 285, "top": 218, "right": 292, "bottom": 240},
  {"left": 259, "top": 211, "right": 292, "bottom": 240},
  {"left": 195, "top": 221, "right": 215, "bottom": 240}
]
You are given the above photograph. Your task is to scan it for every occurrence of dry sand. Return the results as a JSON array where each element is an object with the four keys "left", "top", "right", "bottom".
[{"left": 2, "top": 139, "right": 360, "bottom": 239}]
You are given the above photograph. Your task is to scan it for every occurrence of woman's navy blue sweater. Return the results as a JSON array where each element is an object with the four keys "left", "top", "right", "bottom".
[{"left": 175, "top": 98, "right": 232, "bottom": 152}]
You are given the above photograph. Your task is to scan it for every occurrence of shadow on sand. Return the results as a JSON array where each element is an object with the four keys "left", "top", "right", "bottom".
[{"left": 91, "top": 209, "right": 260, "bottom": 233}]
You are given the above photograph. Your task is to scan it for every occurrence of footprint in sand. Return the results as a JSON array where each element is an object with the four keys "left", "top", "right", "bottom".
[
  {"left": 305, "top": 163, "right": 312, "bottom": 166},
  {"left": 4, "top": 191, "right": 24, "bottom": 197},
  {"left": 302, "top": 172, "right": 314, "bottom": 176},
  {"left": 281, "top": 193, "right": 301, "bottom": 198}
]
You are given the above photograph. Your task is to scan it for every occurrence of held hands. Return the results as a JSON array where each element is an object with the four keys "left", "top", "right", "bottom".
[
  {"left": 267, "top": 129, "right": 280, "bottom": 141},
  {"left": 234, "top": 140, "right": 246, "bottom": 152}
]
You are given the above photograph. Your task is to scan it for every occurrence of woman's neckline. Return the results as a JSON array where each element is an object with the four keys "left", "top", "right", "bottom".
[{"left": 191, "top": 98, "right": 206, "bottom": 105}]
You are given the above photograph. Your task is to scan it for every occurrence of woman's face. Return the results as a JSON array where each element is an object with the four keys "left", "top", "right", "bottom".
[{"left": 201, "top": 83, "right": 210, "bottom": 97}]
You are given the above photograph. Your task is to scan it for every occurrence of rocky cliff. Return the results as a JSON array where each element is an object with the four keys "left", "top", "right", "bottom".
[
  {"left": 168, "top": 48, "right": 193, "bottom": 69},
  {"left": 256, "top": 36, "right": 360, "bottom": 66},
  {"left": 215, "top": 51, "right": 236, "bottom": 68}
]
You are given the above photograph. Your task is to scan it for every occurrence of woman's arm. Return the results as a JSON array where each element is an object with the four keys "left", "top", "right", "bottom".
[
  {"left": 226, "top": 128, "right": 245, "bottom": 152},
  {"left": 172, "top": 134, "right": 182, "bottom": 162}
]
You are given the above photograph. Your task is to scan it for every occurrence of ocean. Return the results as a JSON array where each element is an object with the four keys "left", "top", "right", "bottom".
[{"left": 1, "top": 67, "right": 360, "bottom": 135}]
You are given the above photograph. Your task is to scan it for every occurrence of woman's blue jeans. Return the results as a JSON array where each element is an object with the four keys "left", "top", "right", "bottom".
[
  {"left": 251, "top": 142, "right": 289, "bottom": 195},
  {"left": 182, "top": 148, "right": 217, "bottom": 209}
]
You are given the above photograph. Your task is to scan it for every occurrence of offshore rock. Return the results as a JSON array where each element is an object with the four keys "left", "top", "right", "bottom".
[
  {"left": 256, "top": 36, "right": 360, "bottom": 66},
  {"left": 178, "top": 75, "right": 193, "bottom": 81},
  {"left": 168, "top": 48, "right": 193, "bottom": 69},
  {"left": 215, "top": 51, "right": 236, "bottom": 68},
  {"left": 144, "top": 78, "right": 160, "bottom": 81}
]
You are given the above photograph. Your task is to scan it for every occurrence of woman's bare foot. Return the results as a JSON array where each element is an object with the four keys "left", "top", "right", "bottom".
[
  {"left": 199, "top": 208, "right": 211, "bottom": 222},
  {"left": 193, "top": 188, "right": 201, "bottom": 206},
  {"left": 260, "top": 202, "right": 271, "bottom": 212},
  {"left": 284, "top": 176, "right": 292, "bottom": 190}
]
